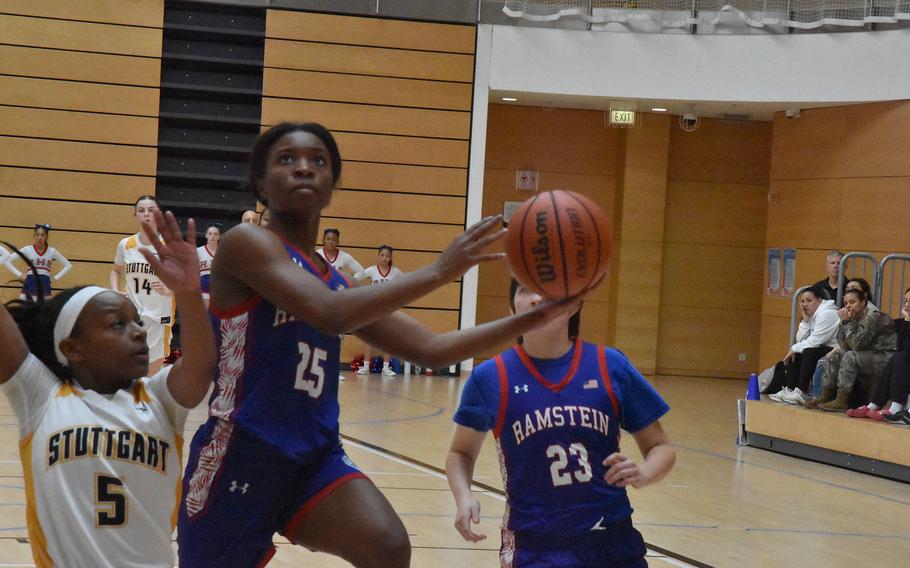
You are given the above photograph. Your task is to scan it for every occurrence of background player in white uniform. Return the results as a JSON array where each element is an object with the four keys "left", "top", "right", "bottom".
[
  {"left": 0, "top": 211, "right": 215, "bottom": 568},
  {"left": 110, "top": 196, "right": 175, "bottom": 373},
  {"left": 197, "top": 225, "right": 220, "bottom": 305},
  {"left": 5, "top": 224, "right": 71, "bottom": 300},
  {"left": 355, "top": 245, "right": 405, "bottom": 376},
  {"left": 317, "top": 228, "right": 364, "bottom": 278}
]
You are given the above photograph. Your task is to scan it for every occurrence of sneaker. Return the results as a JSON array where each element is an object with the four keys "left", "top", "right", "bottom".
[
  {"left": 338, "top": 373, "right": 346, "bottom": 382},
  {"left": 781, "top": 388, "right": 806, "bottom": 405},
  {"left": 356, "top": 365, "right": 369, "bottom": 375},
  {"left": 846, "top": 405, "right": 872, "bottom": 418},
  {"left": 769, "top": 388, "right": 791, "bottom": 403},
  {"left": 883, "top": 409, "right": 910, "bottom": 425},
  {"left": 867, "top": 409, "right": 891, "bottom": 422},
  {"left": 382, "top": 366, "right": 397, "bottom": 377}
]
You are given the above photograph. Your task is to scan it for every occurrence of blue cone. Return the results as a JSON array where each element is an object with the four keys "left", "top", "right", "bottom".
[{"left": 746, "top": 373, "right": 760, "bottom": 401}]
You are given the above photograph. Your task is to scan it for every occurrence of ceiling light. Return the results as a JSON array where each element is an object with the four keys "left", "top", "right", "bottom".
[
  {"left": 651, "top": 107, "right": 668, "bottom": 112},
  {"left": 502, "top": 97, "right": 518, "bottom": 102}
]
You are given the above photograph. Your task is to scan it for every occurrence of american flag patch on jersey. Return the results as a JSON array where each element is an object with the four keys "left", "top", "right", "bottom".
[{"left": 583, "top": 378, "right": 599, "bottom": 389}]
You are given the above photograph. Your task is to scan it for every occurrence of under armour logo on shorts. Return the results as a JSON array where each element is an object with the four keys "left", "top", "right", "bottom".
[{"left": 229, "top": 481, "right": 249, "bottom": 494}]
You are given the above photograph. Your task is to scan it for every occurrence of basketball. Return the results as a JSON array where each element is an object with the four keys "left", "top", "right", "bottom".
[{"left": 504, "top": 190, "right": 612, "bottom": 298}]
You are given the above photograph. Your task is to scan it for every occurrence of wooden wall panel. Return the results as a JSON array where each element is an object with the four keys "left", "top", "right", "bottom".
[
  {"left": 0, "top": 106, "right": 158, "bottom": 147},
  {"left": 264, "top": 10, "right": 476, "bottom": 334},
  {"left": 338, "top": 162, "right": 466, "bottom": 196},
  {"left": 661, "top": 243, "right": 764, "bottom": 311},
  {"left": 263, "top": 69, "right": 471, "bottom": 111},
  {"left": 765, "top": 179, "right": 843, "bottom": 249},
  {"left": 0, "top": 137, "right": 157, "bottom": 176},
  {"left": 2, "top": 0, "right": 164, "bottom": 26},
  {"left": 0, "top": 14, "right": 162, "bottom": 57},
  {"left": 262, "top": 99, "right": 470, "bottom": 139},
  {"left": 265, "top": 40, "right": 473, "bottom": 82},
  {"left": 485, "top": 105, "right": 621, "bottom": 176},
  {"left": 0, "top": 198, "right": 136, "bottom": 234},
  {"left": 658, "top": 307, "right": 761, "bottom": 378},
  {"left": 840, "top": 177, "right": 910, "bottom": 252},
  {"left": 664, "top": 181, "right": 767, "bottom": 247},
  {"left": 0, "top": 76, "right": 159, "bottom": 117},
  {"left": 0, "top": 45, "right": 161, "bottom": 87},
  {"left": 0, "top": 167, "right": 153, "bottom": 204},
  {"left": 333, "top": 132, "right": 468, "bottom": 168},
  {"left": 668, "top": 118, "right": 772, "bottom": 186},
  {"left": 0, "top": 228, "right": 124, "bottom": 264},
  {"left": 266, "top": 11, "right": 475, "bottom": 53},
  {"left": 324, "top": 191, "right": 464, "bottom": 225}
]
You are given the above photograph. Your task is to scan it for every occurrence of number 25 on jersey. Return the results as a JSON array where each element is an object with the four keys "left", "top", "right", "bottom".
[{"left": 294, "top": 341, "right": 327, "bottom": 398}]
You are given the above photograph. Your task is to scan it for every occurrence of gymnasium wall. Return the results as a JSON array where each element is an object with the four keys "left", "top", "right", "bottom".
[
  {"left": 477, "top": 106, "right": 772, "bottom": 377},
  {"left": 0, "top": 1, "right": 164, "bottom": 302},
  {"left": 261, "top": 10, "right": 476, "bottom": 361},
  {"left": 759, "top": 100, "right": 910, "bottom": 370}
]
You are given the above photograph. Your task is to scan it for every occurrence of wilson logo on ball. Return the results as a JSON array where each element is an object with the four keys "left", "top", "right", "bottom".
[{"left": 532, "top": 211, "right": 556, "bottom": 283}]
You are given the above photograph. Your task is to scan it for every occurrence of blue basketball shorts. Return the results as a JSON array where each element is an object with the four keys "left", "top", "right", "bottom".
[
  {"left": 502, "top": 517, "right": 648, "bottom": 568},
  {"left": 22, "top": 274, "right": 51, "bottom": 298},
  {"left": 177, "top": 418, "right": 366, "bottom": 567}
]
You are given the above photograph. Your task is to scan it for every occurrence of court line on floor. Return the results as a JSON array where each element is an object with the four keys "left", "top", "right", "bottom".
[
  {"left": 674, "top": 443, "right": 910, "bottom": 507},
  {"left": 341, "top": 434, "right": 709, "bottom": 568}
]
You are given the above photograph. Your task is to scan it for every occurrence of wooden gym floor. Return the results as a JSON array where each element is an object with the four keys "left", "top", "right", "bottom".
[{"left": 1, "top": 372, "right": 909, "bottom": 567}]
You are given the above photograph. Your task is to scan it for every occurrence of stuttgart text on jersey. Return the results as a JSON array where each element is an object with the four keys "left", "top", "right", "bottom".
[
  {"left": 125, "top": 261, "right": 157, "bottom": 275},
  {"left": 47, "top": 426, "right": 172, "bottom": 474},
  {"left": 512, "top": 405, "right": 610, "bottom": 445}
]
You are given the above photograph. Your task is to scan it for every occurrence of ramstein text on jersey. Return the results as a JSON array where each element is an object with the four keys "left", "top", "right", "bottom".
[
  {"left": 511, "top": 404, "right": 610, "bottom": 445},
  {"left": 47, "top": 426, "right": 172, "bottom": 474}
]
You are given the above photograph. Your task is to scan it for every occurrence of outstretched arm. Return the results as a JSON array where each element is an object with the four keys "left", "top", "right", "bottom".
[
  {"left": 139, "top": 210, "right": 216, "bottom": 408},
  {"left": 354, "top": 291, "right": 586, "bottom": 369},
  {"left": 217, "top": 216, "right": 507, "bottom": 336},
  {"left": 446, "top": 425, "right": 488, "bottom": 542},
  {"left": 0, "top": 303, "right": 29, "bottom": 385}
]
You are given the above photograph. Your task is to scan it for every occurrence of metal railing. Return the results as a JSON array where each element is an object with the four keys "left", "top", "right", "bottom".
[
  {"left": 835, "top": 252, "right": 879, "bottom": 306},
  {"left": 878, "top": 254, "right": 910, "bottom": 318}
]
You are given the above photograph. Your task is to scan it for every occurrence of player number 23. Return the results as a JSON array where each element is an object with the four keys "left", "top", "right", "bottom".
[
  {"left": 294, "top": 341, "right": 328, "bottom": 398},
  {"left": 547, "top": 443, "right": 593, "bottom": 486}
]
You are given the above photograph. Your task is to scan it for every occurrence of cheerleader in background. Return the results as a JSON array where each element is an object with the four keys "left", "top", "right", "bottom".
[
  {"left": 197, "top": 225, "right": 220, "bottom": 305},
  {"left": 5, "top": 224, "right": 72, "bottom": 300},
  {"left": 354, "top": 245, "right": 405, "bottom": 376}
]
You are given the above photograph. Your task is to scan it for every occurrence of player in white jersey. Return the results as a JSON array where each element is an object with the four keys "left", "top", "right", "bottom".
[
  {"left": 355, "top": 245, "right": 405, "bottom": 376},
  {"left": 0, "top": 210, "right": 215, "bottom": 568},
  {"left": 110, "top": 196, "right": 176, "bottom": 373},
  {"left": 354, "top": 244, "right": 404, "bottom": 285},
  {"left": 197, "top": 225, "right": 220, "bottom": 304},
  {"left": 5, "top": 224, "right": 72, "bottom": 300},
  {"left": 317, "top": 228, "right": 364, "bottom": 278}
]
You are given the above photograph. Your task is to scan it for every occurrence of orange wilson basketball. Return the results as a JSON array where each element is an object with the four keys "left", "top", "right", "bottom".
[{"left": 504, "top": 190, "right": 612, "bottom": 298}]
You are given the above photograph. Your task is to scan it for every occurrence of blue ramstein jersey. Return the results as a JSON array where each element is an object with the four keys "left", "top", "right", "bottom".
[
  {"left": 494, "top": 340, "right": 630, "bottom": 536},
  {"left": 207, "top": 242, "right": 349, "bottom": 462}
]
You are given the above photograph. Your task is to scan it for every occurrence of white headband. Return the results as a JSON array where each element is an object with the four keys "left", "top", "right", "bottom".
[{"left": 53, "top": 286, "right": 110, "bottom": 366}]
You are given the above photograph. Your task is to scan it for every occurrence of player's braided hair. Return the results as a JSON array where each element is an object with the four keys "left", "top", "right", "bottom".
[
  {"left": 2, "top": 241, "right": 82, "bottom": 382},
  {"left": 248, "top": 122, "right": 342, "bottom": 206}
]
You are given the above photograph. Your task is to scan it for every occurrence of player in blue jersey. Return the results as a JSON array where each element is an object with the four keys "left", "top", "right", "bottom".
[
  {"left": 446, "top": 280, "right": 676, "bottom": 568},
  {"left": 176, "top": 122, "right": 584, "bottom": 568}
]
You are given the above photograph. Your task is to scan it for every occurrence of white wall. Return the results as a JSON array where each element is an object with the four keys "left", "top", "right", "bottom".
[{"left": 488, "top": 24, "right": 910, "bottom": 103}]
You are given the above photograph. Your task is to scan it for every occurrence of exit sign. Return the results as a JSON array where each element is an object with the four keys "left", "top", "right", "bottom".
[{"left": 609, "top": 109, "right": 637, "bottom": 127}]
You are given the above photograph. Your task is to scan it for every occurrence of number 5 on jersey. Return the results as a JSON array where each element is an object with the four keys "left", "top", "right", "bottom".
[{"left": 295, "top": 341, "right": 327, "bottom": 398}]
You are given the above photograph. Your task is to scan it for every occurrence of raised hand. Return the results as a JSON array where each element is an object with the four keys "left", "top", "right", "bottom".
[
  {"left": 433, "top": 215, "right": 506, "bottom": 282},
  {"left": 138, "top": 210, "right": 200, "bottom": 295}
]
